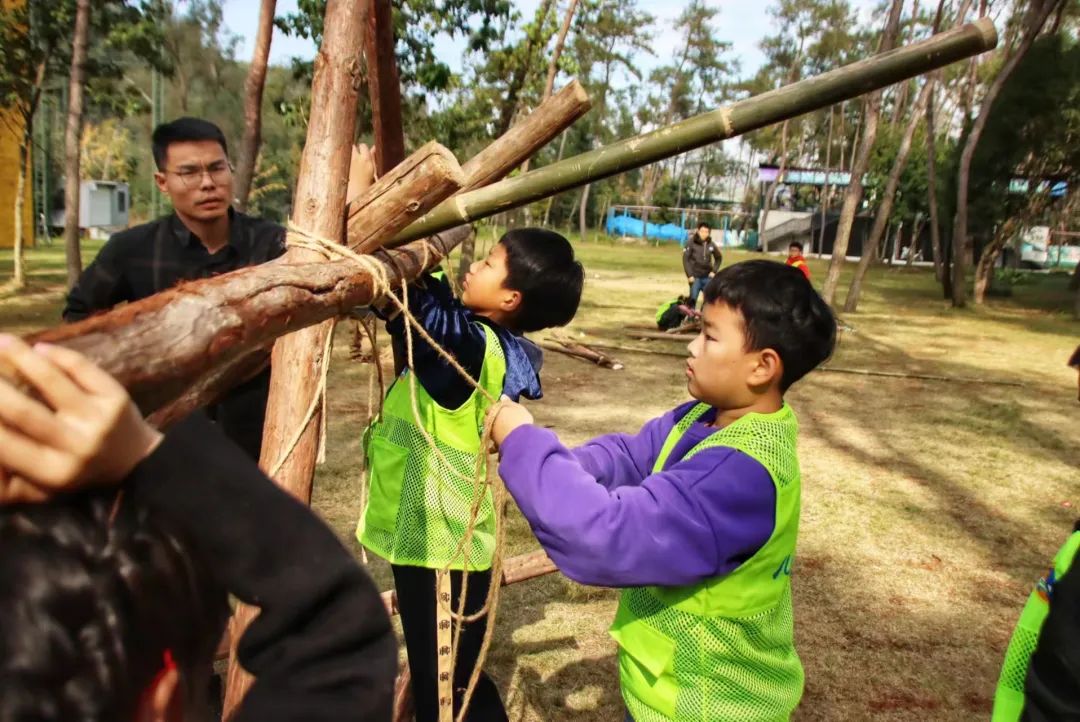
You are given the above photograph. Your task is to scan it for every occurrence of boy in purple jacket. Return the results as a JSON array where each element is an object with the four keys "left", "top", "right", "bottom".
[{"left": 489, "top": 260, "right": 836, "bottom": 721}]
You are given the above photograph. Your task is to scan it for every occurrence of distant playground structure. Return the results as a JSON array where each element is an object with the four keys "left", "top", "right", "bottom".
[
  {"left": 611, "top": 164, "right": 1080, "bottom": 269},
  {"left": 605, "top": 204, "right": 754, "bottom": 247}
]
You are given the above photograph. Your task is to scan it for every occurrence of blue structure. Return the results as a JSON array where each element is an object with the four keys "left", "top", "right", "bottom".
[{"left": 605, "top": 206, "right": 749, "bottom": 247}]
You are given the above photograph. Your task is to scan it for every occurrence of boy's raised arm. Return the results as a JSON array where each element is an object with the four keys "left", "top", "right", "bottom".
[{"left": 495, "top": 420, "right": 776, "bottom": 589}]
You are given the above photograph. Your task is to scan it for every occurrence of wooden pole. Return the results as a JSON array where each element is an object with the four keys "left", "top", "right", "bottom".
[
  {"left": 25, "top": 83, "right": 591, "bottom": 414},
  {"left": 365, "top": 0, "right": 406, "bottom": 176},
  {"left": 29, "top": 183, "right": 468, "bottom": 417},
  {"left": 222, "top": 1, "right": 369, "bottom": 713}
]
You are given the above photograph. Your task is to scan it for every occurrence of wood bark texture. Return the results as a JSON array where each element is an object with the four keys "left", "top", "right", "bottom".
[
  {"left": 223, "top": 1, "right": 369, "bottom": 711},
  {"left": 365, "top": 0, "right": 406, "bottom": 175}
]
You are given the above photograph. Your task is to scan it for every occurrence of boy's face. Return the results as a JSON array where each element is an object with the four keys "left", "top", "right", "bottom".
[
  {"left": 697, "top": 226, "right": 710, "bottom": 240},
  {"left": 686, "top": 301, "right": 781, "bottom": 408},
  {"left": 461, "top": 243, "right": 522, "bottom": 320},
  {"left": 788, "top": 245, "right": 801, "bottom": 259}
]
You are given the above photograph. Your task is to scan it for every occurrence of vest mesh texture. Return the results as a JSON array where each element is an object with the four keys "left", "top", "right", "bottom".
[
  {"left": 359, "top": 326, "right": 504, "bottom": 571},
  {"left": 620, "top": 403, "right": 804, "bottom": 722},
  {"left": 992, "top": 531, "right": 1080, "bottom": 721}
]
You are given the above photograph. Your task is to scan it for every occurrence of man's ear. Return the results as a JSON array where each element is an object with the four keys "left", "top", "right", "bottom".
[
  {"left": 134, "top": 667, "right": 182, "bottom": 722},
  {"left": 153, "top": 171, "right": 169, "bottom": 194},
  {"left": 748, "top": 348, "right": 783, "bottom": 390}
]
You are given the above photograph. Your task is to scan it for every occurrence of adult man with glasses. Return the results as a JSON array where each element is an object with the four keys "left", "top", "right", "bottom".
[{"left": 63, "top": 117, "right": 286, "bottom": 460}]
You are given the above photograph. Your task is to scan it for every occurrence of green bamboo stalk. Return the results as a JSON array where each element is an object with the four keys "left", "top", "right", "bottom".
[{"left": 392, "top": 18, "right": 997, "bottom": 245}]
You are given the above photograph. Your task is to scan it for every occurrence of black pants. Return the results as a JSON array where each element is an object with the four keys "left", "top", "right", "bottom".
[{"left": 392, "top": 564, "right": 508, "bottom": 722}]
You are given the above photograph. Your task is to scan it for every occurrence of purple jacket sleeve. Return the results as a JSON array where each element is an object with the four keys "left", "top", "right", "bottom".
[
  {"left": 570, "top": 408, "right": 682, "bottom": 491},
  {"left": 498, "top": 424, "right": 776, "bottom": 588}
]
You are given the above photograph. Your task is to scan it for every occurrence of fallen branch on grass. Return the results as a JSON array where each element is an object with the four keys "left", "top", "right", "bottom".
[{"left": 542, "top": 336, "right": 624, "bottom": 370}]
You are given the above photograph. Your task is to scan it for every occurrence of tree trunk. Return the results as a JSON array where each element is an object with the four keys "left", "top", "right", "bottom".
[
  {"left": 579, "top": 182, "right": 590, "bottom": 239},
  {"left": 816, "top": 107, "right": 834, "bottom": 256},
  {"left": 520, "top": 0, "right": 579, "bottom": 175},
  {"left": 221, "top": 0, "right": 370, "bottom": 713},
  {"left": 925, "top": 83, "right": 944, "bottom": 283},
  {"left": 13, "top": 142, "right": 28, "bottom": 289},
  {"left": 365, "top": 0, "right": 406, "bottom": 176},
  {"left": 542, "top": 129, "right": 570, "bottom": 226},
  {"left": 233, "top": 0, "right": 276, "bottom": 211},
  {"left": 496, "top": 0, "right": 556, "bottom": 136},
  {"left": 759, "top": 119, "right": 790, "bottom": 243},
  {"left": 972, "top": 219, "right": 1016, "bottom": 304},
  {"left": 890, "top": 0, "right": 921, "bottom": 126},
  {"left": 821, "top": 0, "right": 905, "bottom": 305},
  {"left": 842, "top": 76, "right": 933, "bottom": 312},
  {"left": 951, "top": 0, "right": 1061, "bottom": 307},
  {"left": 457, "top": 228, "right": 476, "bottom": 285},
  {"left": 907, "top": 215, "right": 924, "bottom": 267},
  {"left": 63, "top": 0, "right": 91, "bottom": 288}
]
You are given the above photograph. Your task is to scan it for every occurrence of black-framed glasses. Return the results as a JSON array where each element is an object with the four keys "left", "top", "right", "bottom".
[{"left": 165, "top": 161, "right": 233, "bottom": 188}]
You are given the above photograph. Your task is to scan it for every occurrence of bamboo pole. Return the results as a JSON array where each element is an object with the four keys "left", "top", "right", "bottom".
[{"left": 391, "top": 19, "right": 997, "bottom": 245}]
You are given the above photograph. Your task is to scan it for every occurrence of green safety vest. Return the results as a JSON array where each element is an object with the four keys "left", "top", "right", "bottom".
[
  {"left": 656, "top": 299, "right": 678, "bottom": 324},
  {"left": 356, "top": 324, "right": 506, "bottom": 571},
  {"left": 992, "top": 529, "right": 1080, "bottom": 721},
  {"left": 611, "top": 403, "right": 805, "bottom": 722}
]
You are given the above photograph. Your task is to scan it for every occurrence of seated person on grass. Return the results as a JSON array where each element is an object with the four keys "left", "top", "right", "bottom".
[
  {"left": 488, "top": 260, "right": 837, "bottom": 722},
  {"left": 356, "top": 229, "right": 584, "bottom": 722},
  {"left": 0, "top": 336, "right": 396, "bottom": 722}
]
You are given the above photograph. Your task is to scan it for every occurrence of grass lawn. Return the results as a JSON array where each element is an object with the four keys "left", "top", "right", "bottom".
[{"left": 1, "top": 235, "right": 1078, "bottom": 720}]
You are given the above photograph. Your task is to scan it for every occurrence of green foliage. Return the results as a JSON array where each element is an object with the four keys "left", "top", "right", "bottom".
[{"left": 969, "top": 34, "right": 1080, "bottom": 232}]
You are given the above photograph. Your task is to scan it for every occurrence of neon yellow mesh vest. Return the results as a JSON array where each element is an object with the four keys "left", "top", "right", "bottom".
[
  {"left": 357, "top": 324, "right": 506, "bottom": 571},
  {"left": 992, "top": 529, "right": 1080, "bottom": 721},
  {"left": 611, "top": 402, "right": 804, "bottom": 722}
]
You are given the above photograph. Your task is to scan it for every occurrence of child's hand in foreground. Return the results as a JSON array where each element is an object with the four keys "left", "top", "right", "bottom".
[
  {"left": 0, "top": 335, "right": 162, "bottom": 503},
  {"left": 488, "top": 396, "right": 534, "bottom": 450}
]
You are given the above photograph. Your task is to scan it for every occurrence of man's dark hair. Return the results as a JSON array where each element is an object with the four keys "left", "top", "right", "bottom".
[
  {"left": 789, "top": 241, "right": 804, "bottom": 252},
  {"left": 151, "top": 117, "right": 229, "bottom": 170},
  {"left": 500, "top": 228, "right": 584, "bottom": 333},
  {"left": 704, "top": 260, "right": 835, "bottom": 391},
  {"left": 0, "top": 491, "right": 229, "bottom": 721},
  {"left": 698, "top": 222, "right": 710, "bottom": 229}
]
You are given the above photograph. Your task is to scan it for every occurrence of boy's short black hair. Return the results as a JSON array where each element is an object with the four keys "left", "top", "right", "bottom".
[
  {"left": 703, "top": 260, "right": 835, "bottom": 391},
  {"left": 698, "top": 222, "right": 710, "bottom": 229},
  {"left": 789, "top": 241, "right": 803, "bottom": 252},
  {"left": 500, "top": 228, "right": 584, "bottom": 333},
  {"left": 151, "top": 117, "right": 229, "bottom": 170}
]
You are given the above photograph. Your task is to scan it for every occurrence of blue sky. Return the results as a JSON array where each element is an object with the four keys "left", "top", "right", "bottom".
[{"left": 221, "top": 0, "right": 878, "bottom": 81}]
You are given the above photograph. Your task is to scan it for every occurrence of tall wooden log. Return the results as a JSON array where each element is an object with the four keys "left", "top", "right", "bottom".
[
  {"left": 222, "top": 2, "right": 369, "bottom": 713},
  {"left": 365, "top": 0, "right": 406, "bottom": 176}
]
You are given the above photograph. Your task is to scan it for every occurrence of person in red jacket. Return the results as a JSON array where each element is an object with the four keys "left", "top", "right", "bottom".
[{"left": 786, "top": 242, "right": 811, "bottom": 280}]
